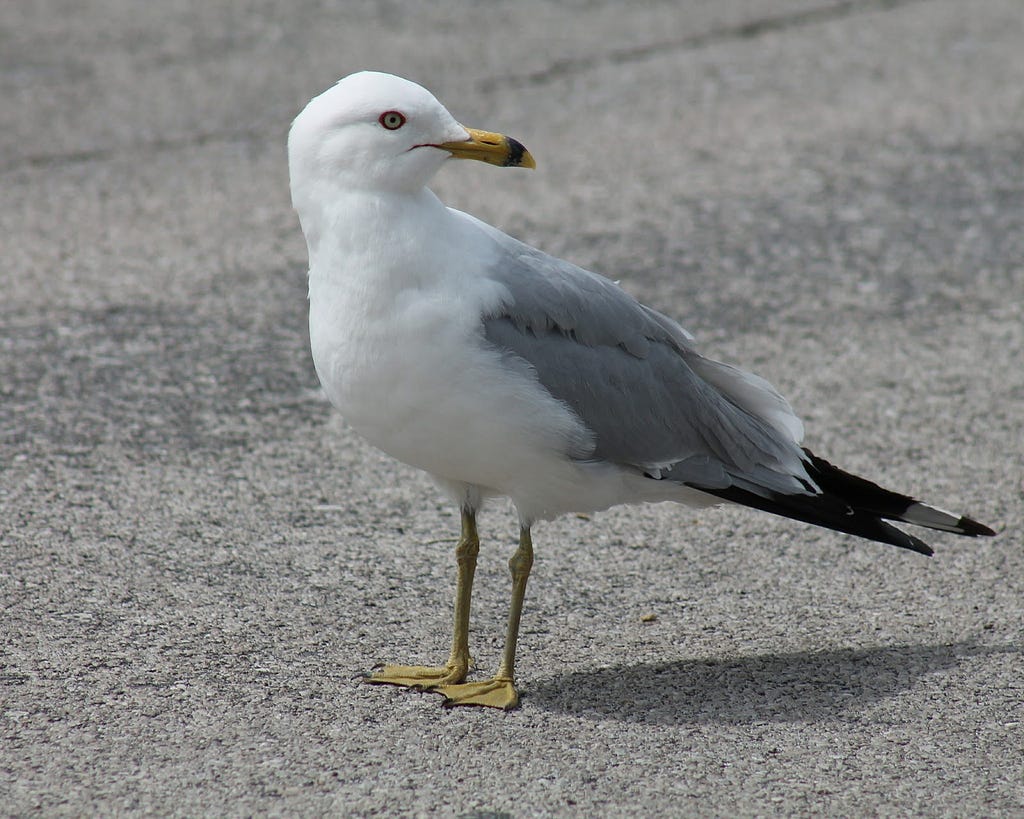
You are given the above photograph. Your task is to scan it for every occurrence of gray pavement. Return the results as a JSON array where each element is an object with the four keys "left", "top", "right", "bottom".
[{"left": 2, "top": 0, "right": 1022, "bottom": 815}]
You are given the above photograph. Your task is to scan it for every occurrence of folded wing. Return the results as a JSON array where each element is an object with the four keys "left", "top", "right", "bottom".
[{"left": 472, "top": 217, "right": 994, "bottom": 554}]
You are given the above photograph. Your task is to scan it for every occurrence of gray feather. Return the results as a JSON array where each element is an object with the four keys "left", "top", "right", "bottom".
[{"left": 475, "top": 224, "right": 813, "bottom": 496}]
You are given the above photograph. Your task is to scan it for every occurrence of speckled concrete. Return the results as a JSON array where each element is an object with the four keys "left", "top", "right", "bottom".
[{"left": 2, "top": 1, "right": 1021, "bottom": 815}]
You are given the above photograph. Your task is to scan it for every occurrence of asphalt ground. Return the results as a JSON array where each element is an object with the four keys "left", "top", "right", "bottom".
[{"left": 2, "top": 1, "right": 1022, "bottom": 815}]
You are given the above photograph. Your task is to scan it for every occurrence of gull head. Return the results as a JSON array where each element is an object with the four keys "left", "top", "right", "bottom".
[{"left": 288, "top": 71, "right": 534, "bottom": 206}]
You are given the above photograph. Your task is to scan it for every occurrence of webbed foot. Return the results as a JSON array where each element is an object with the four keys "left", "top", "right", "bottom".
[
  {"left": 435, "top": 676, "right": 519, "bottom": 710},
  {"left": 366, "top": 662, "right": 468, "bottom": 689}
]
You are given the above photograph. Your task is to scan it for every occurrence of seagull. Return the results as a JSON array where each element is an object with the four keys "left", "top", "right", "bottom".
[{"left": 287, "top": 71, "right": 995, "bottom": 710}]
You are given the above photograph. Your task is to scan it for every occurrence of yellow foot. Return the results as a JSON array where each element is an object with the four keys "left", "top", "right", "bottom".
[
  {"left": 365, "top": 663, "right": 468, "bottom": 689},
  {"left": 435, "top": 677, "right": 520, "bottom": 710}
]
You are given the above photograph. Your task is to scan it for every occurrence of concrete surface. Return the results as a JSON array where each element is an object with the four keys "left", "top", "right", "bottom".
[{"left": 2, "top": 0, "right": 1022, "bottom": 815}]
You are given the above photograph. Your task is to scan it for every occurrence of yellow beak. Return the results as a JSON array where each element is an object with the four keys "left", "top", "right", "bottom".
[{"left": 436, "top": 127, "right": 536, "bottom": 169}]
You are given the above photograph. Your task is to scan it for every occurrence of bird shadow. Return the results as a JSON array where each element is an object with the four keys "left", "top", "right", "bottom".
[{"left": 526, "top": 639, "right": 1017, "bottom": 725}]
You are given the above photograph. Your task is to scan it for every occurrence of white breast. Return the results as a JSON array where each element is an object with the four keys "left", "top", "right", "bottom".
[{"left": 306, "top": 192, "right": 592, "bottom": 506}]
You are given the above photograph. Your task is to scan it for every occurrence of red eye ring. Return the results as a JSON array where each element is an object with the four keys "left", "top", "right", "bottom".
[{"left": 379, "top": 110, "right": 406, "bottom": 130}]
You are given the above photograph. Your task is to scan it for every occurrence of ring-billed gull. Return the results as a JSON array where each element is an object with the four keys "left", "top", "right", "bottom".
[{"left": 288, "top": 71, "right": 994, "bottom": 710}]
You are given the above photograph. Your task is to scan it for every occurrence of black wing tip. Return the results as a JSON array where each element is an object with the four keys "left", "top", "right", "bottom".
[
  {"left": 901, "top": 532, "right": 934, "bottom": 557},
  {"left": 956, "top": 516, "right": 997, "bottom": 538},
  {"left": 801, "top": 447, "right": 996, "bottom": 540},
  {"left": 889, "top": 513, "right": 999, "bottom": 555},
  {"left": 890, "top": 513, "right": 998, "bottom": 556},
  {"left": 699, "top": 484, "right": 937, "bottom": 555},
  {"left": 871, "top": 518, "right": 933, "bottom": 556}
]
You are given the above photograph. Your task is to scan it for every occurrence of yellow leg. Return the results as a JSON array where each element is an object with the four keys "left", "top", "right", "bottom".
[
  {"left": 436, "top": 526, "right": 534, "bottom": 710},
  {"left": 366, "top": 508, "right": 479, "bottom": 689}
]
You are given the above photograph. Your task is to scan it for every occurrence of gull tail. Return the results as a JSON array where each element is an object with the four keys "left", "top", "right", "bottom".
[{"left": 697, "top": 448, "right": 995, "bottom": 556}]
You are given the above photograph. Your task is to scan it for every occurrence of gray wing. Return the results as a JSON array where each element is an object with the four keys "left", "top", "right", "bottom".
[{"left": 472, "top": 220, "right": 813, "bottom": 497}]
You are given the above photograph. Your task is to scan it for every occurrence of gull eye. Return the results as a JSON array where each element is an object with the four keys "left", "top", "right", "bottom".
[{"left": 379, "top": 110, "right": 406, "bottom": 131}]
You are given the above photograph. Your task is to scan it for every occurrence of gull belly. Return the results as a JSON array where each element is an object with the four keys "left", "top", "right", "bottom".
[{"left": 306, "top": 192, "right": 625, "bottom": 521}]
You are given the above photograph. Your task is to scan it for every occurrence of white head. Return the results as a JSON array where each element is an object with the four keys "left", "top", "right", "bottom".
[
  {"left": 288, "top": 72, "right": 466, "bottom": 196},
  {"left": 288, "top": 71, "right": 534, "bottom": 235}
]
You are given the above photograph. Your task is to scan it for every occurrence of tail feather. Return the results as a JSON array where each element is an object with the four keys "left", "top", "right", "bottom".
[{"left": 691, "top": 447, "right": 995, "bottom": 556}]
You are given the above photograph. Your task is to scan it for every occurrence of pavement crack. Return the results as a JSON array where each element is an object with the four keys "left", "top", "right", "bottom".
[
  {"left": 0, "top": 128, "right": 265, "bottom": 175},
  {"left": 477, "top": 0, "right": 932, "bottom": 92},
  {"left": 0, "top": 0, "right": 933, "bottom": 174}
]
